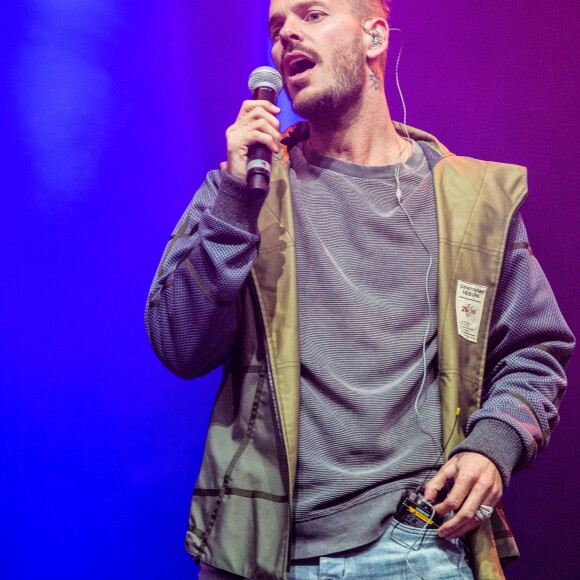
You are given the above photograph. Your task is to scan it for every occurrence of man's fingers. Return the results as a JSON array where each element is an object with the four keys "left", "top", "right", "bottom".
[
  {"left": 437, "top": 487, "right": 491, "bottom": 539},
  {"left": 235, "top": 101, "right": 281, "bottom": 133},
  {"left": 244, "top": 129, "right": 280, "bottom": 153},
  {"left": 423, "top": 458, "right": 457, "bottom": 503},
  {"left": 439, "top": 516, "right": 482, "bottom": 541},
  {"left": 237, "top": 109, "right": 281, "bottom": 134},
  {"left": 225, "top": 101, "right": 282, "bottom": 181},
  {"left": 438, "top": 487, "right": 500, "bottom": 540},
  {"left": 238, "top": 99, "right": 280, "bottom": 117},
  {"left": 227, "top": 120, "right": 280, "bottom": 152},
  {"left": 428, "top": 453, "right": 504, "bottom": 540},
  {"left": 432, "top": 465, "right": 480, "bottom": 516},
  {"left": 227, "top": 115, "right": 281, "bottom": 146}
]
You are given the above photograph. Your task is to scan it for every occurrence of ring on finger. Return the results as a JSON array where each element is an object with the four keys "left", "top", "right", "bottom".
[{"left": 475, "top": 505, "right": 494, "bottom": 521}]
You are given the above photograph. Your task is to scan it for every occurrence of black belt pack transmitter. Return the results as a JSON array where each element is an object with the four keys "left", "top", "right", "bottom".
[{"left": 394, "top": 491, "right": 442, "bottom": 530}]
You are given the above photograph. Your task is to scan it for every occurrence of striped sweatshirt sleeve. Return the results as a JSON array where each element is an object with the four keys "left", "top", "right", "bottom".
[
  {"left": 145, "top": 170, "right": 266, "bottom": 379},
  {"left": 451, "top": 213, "right": 575, "bottom": 486}
]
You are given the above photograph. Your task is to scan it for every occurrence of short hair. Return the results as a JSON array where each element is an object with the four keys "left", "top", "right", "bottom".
[{"left": 349, "top": 0, "right": 391, "bottom": 22}]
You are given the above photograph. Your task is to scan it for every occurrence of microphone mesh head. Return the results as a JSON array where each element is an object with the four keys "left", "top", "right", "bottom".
[{"left": 248, "top": 66, "right": 283, "bottom": 95}]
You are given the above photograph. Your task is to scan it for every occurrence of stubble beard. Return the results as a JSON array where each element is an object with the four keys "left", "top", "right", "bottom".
[{"left": 286, "top": 36, "right": 367, "bottom": 126}]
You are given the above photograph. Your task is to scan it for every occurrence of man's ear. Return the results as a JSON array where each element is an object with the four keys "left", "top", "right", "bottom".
[{"left": 362, "top": 17, "right": 389, "bottom": 59}]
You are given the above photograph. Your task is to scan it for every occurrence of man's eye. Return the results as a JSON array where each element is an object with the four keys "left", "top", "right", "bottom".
[{"left": 305, "top": 11, "right": 325, "bottom": 22}]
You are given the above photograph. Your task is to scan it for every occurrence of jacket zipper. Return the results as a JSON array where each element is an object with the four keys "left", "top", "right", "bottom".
[{"left": 249, "top": 273, "right": 293, "bottom": 570}]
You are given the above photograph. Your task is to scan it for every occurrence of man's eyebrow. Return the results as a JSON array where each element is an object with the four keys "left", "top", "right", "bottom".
[{"left": 268, "top": 2, "right": 330, "bottom": 33}]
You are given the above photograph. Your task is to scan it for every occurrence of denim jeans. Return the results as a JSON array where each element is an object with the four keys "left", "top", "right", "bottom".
[{"left": 199, "top": 519, "right": 474, "bottom": 579}]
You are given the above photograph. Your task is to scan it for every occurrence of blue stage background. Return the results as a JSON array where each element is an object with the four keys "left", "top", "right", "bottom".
[{"left": 2, "top": 1, "right": 578, "bottom": 578}]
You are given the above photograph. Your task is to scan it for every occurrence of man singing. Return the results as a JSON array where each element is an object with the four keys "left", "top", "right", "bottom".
[{"left": 145, "top": 1, "right": 574, "bottom": 578}]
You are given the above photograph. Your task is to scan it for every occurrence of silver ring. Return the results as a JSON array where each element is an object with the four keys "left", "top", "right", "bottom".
[{"left": 475, "top": 505, "right": 494, "bottom": 520}]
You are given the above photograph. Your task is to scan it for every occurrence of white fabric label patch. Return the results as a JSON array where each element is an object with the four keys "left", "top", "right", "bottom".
[{"left": 456, "top": 280, "right": 488, "bottom": 343}]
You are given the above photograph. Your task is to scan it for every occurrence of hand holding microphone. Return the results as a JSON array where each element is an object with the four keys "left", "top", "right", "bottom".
[{"left": 225, "top": 67, "right": 283, "bottom": 194}]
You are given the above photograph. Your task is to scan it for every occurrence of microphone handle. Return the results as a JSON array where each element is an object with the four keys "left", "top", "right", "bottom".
[{"left": 247, "top": 86, "right": 278, "bottom": 194}]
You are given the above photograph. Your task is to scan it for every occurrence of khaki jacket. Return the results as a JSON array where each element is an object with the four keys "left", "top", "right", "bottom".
[{"left": 185, "top": 123, "right": 527, "bottom": 579}]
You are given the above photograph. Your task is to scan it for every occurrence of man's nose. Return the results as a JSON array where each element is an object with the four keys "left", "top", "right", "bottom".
[{"left": 279, "top": 18, "right": 303, "bottom": 48}]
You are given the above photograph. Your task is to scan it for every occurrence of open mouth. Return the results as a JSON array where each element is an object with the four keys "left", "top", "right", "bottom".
[{"left": 286, "top": 56, "right": 317, "bottom": 78}]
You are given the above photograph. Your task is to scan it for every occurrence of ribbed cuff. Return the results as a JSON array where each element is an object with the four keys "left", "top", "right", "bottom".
[
  {"left": 450, "top": 419, "right": 524, "bottom": 488},
  {"left": 211, "top": 170, "right": 268, "bottom": 234}
]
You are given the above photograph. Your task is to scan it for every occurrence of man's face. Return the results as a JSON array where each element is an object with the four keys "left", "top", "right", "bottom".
[{"left": 268, "top": 0, "right": 367, "bottom": 122}]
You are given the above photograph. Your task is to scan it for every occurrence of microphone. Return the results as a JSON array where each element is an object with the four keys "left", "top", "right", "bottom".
[{"left": 247, "top": 66, "right": 283, "bottom": 194}]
